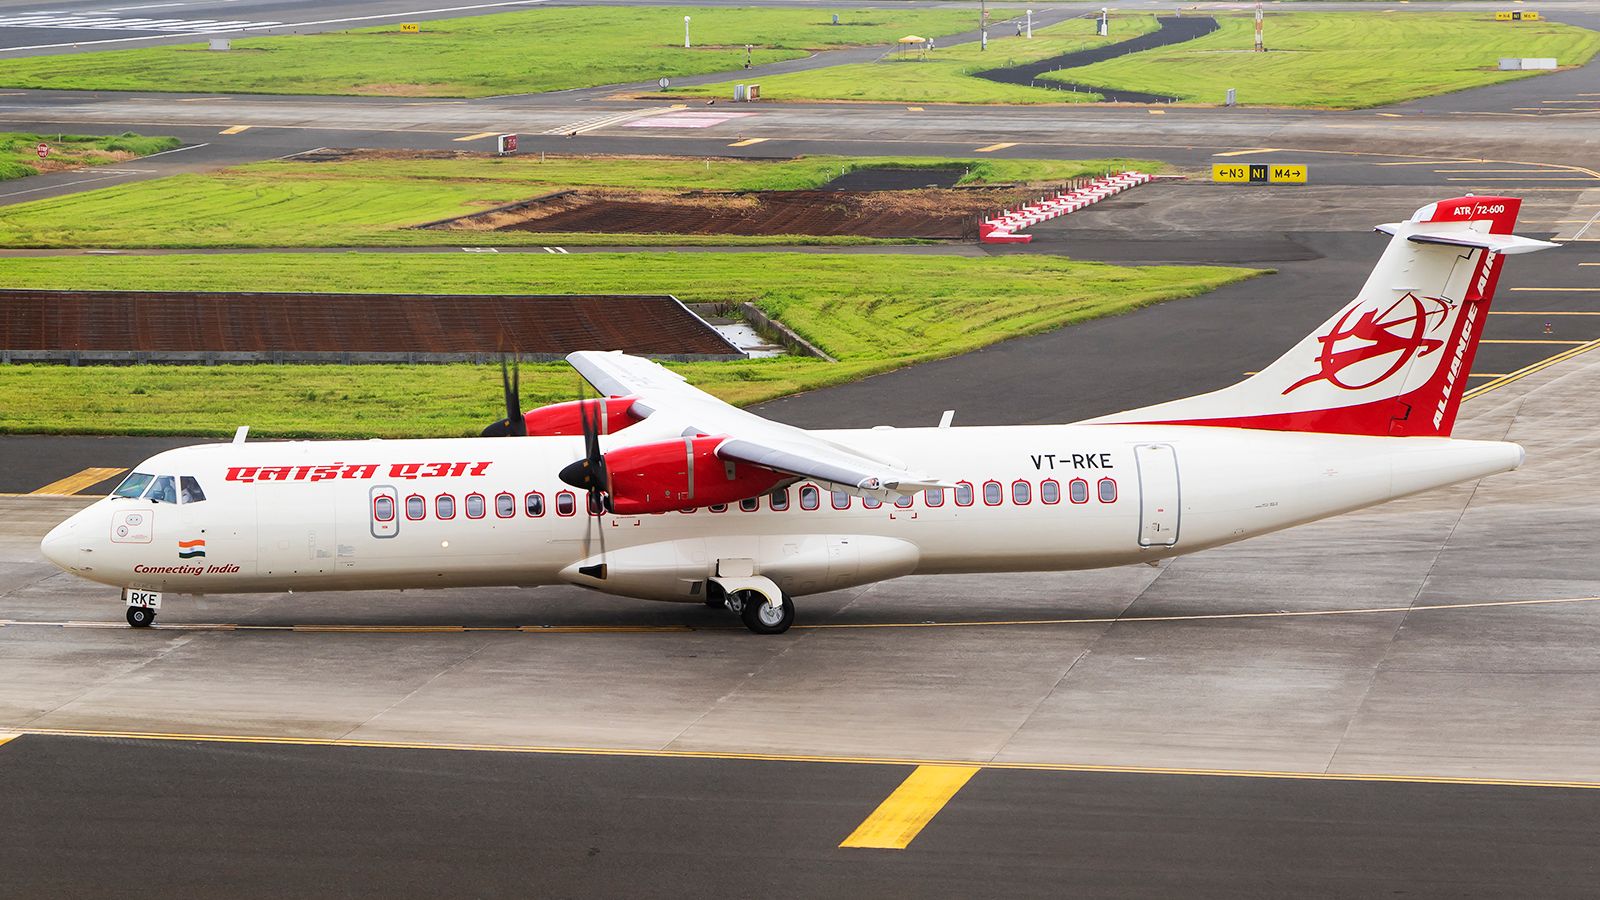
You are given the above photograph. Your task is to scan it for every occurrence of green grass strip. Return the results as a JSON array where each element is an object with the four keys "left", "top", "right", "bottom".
[{"left": 0, "top": 252, "right": 1256, "bottom": 437}]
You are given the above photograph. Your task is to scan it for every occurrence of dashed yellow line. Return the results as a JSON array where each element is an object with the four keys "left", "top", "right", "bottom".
[
  {"left": 905, "top": 106, "right": 924, "bottom": 112},
  {"left": 218, "top": 125, "right": 251, "bottom": 135},
  {"left": 840, "top": 765, "right": 980, "bottom": 849},
  {"left": 726, "top": 137, "right": 767, "bottom": 147},
  {"left": 973, "top": 142, "right": 1016, "bottom": 153},
  {"left": 452, "top": 131, "right": 499, "bottom": 142},
  {"left": 1147, "top": 109, "right": 1165, "bottom": 115},
  {"left": 30, "top": 467, "right": 125, "bottom": 496},
  {"left": 14, "top": 727, "right": 1600, "bottom": 790}
]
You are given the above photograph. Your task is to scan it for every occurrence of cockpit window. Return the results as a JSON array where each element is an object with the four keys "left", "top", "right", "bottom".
[
  {"left": 113, "top": 472, "right": 154, "bottom": 499},
  {"left": 180, "top": 476, "right": 206, "bottom": 504},
  {"left": 144, "top": 475, "right": 178, "bottom": 504}
]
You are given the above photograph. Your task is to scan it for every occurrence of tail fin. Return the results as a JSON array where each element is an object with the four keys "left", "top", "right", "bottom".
[{"left": 1087, "top": 196, "right": 1558, "bottom": 437}]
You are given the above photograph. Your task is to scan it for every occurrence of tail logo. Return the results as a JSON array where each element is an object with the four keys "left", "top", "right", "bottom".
[
  {"left": 1284, "top": 293, "right": 1451, "bottom": 394},
  {"left": 177, "top": 538, "right": 206, "bottom": 559}
]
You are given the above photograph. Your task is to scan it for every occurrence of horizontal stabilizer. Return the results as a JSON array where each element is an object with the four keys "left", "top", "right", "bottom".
[{"left": 1375, "top": 224, "right": 1560, "bottom": 255}]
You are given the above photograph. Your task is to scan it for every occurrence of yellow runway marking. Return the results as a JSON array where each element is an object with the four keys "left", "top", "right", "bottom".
[
  {"left": 1375, "top": 112, "right": 1403, "bottom": 117},
  {"left": 1147, "top": 109, "right": 1165, "bottom": 115},
  {"left": 14, "top": 726, "right": 1600, "bottom": 790},
  {"left": 452, "top": 131, "right": 499, "bottom": 142},
  {"left": 1446, "top": 177, "right": 1596, "bottom": 182},
  {"left": 1580, "top": 263, "right": 1600, "bottom": 266},
  {"left": 1212, "top": 148, "right": 1286, "bottom": 156},
  {"left": 175, "top": 97, "right": 230, "bottom": 102},
  {"left": 1465, "top": 338, "right": 1600, "bottom": 401},
  {"left": 906, "top": 106, "right": 923, "bottom": 111},
  {"left": 973, "top": 142, "right": 1016, "bottom": 153},
  {"left": 1467, "top": 372, "right": 1509, "bottom": 377},
  {"left": 1481, "top": 339, "right": 1589, "bottom": 345},
  {"left": 726, "top": 137, "right": 767, "bottom": 147},
  {"left": 218, "top": 124, "right": 251, "bottom": 135},
  {"left": 840, "top": 765, "right": 980, "bottom": 849},
  {"left": 30, "top": 467, "right": 125, "bottom": 496},
  {"left": 12, "top": 595, "right": 1600, "bottom": 635}
]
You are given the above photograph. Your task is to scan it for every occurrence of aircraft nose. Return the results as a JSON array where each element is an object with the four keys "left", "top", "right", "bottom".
[{"left": 40, "top": 515, "right": 87, "bottom": 571}]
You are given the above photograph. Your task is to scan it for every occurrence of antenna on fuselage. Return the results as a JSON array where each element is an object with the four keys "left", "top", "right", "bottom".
[{"left": 232, "top": 426, "right": 249, "bottom": 444}]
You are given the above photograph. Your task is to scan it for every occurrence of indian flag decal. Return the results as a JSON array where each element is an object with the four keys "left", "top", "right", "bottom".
[{"left": 178, "top": 538, "right": 206, "bottom": 559}]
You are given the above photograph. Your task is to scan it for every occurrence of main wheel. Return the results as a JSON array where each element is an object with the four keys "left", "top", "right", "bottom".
[
  {"left": 126, "top": 606, "right": 155, "bottom": 628},
  {"left": 737, "top": 591, "right": 794, "bottom": 635}
]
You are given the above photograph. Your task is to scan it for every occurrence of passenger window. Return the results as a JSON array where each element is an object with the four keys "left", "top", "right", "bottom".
[
  {"left": 1069, "top": 479, "right": 1089, "bottom": 504},
  {"left": 114, "top": 472, "right": 154, "bottom": 499},
  {"left": 555, "top": 491, "right": 576, "bottom": 516},
  {"left": 496, "top": 492, "right": 516, "bottom": 518},
  {"left": 925, "top": 488, "right": 945, "bottom": 508},
  {"left": 894, "top": 494, "right": 913, "bottom": 509},
  {"left": 831, "top": 490, "right": 851, "bottom": 510},
  {"left": 863, "top": 496, "right": 882, "bottom": 509},
  {"left": 436, "top": 494, "right": 456, "bottom": 519},
  {"left": 1012, "top": 480, "right": 1031, "bottom": 505},
  {"left": 740, "top": 497, "right": 760, "bottom": 512},
  {"left": 709, "top": 503, "right": 727, "bottom": 513},
  {"left": 770, "top": 488, "right": 789, "bottom": 511},
  {"left": 1098, "top": 478, "right": 1118, "bottom": 503},
  {"left": 466, "top": 493, "right": 486, "bottom": 519},
  {"left": 406, "top": 495, "right": 426, "bottom": 520},
  {"left": 954, "top": 482, "right": 974, "bottom": 507},
  {"left": 799, "top": 485, "right": 820, "bottom": 510},
  {"left": 373, "top": 495, "right": 395, "bottom": 522},
  {"left": 180, "top": 476, "right": 206, "bottom": 504},
  {"left": 982, "top": 480, "right": 1002, "bottom": 506},
  {"left": 145, "top": 475, "right": 177, "bottom": 504},
  {"left": 525, "top": 492, "right": 545, "bottom": 517},
  {"left": 1040, "top": 479, "right": 1060, "bottom": 505}
]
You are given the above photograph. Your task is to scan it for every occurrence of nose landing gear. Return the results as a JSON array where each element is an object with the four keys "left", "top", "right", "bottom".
[{"left": 126, "top": 606, "right": 155, "bottom": 628}]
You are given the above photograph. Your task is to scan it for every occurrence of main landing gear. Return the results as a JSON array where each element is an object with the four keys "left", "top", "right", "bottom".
[
  {"left": 126, "top": 606, "right": 155, "bottom": 628},
  {"left": 709, "top": 576, "right": 796, "bottom": 635}
]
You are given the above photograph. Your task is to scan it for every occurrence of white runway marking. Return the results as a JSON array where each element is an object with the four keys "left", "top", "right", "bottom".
[{"left": 0, "top": 13, "right": 280, "bottom": 31}]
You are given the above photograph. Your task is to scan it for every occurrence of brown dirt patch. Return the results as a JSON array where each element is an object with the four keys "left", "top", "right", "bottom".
[{"left": 426, "top": 186, "right": 1043, "bottom": 239}]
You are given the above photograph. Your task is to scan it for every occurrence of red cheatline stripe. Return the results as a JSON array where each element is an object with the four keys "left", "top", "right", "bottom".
[{"left": 177, "top": 539, "right": 206, "bottom": 548}]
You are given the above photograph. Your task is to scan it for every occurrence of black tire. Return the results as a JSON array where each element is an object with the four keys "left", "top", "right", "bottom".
[
  {"left": 704, "top": 582, "right": 726, "bottom": 609},
  {"left": 126, "top": 606, "right": 155, "bottom": 628},
  {"left": 738, "top": 591, "right": 794, "bottom": 635}
]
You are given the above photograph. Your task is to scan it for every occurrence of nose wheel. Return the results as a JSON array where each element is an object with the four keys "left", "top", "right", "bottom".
[{"left": 126, "top": 606, "right": 156, "bottom": 628}]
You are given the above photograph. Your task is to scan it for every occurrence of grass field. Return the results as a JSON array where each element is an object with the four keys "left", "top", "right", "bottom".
[
  {"left": 0, "top": 7, "right": 979, "bottom": 97},
  {"left": 671, "top": 15, "right": 1158, "bottom": 104},
  {"left": 0, "top": 154, "right": 1161, "bottom": 249},
  {"left": 1043, "top": 12, "right": 1600, "bottom": 108},
  {"left": 0, "top": 253, "right": 1254, "bottom": 437},
  {"left": 0, "top": 132, "right": 178, "bottom": 180}
]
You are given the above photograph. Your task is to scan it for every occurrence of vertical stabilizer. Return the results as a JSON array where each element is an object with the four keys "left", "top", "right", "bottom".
[{"left": 1086, "top": 197, "right": 1558, "bottom": 437}]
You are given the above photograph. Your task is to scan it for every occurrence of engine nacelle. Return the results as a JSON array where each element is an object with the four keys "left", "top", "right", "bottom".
[
  {"left": 604, "top": 435, "right": 788, "bottom": 515},
  {"left": 523, "top": 396, "right": 641, "bottom": 437}
]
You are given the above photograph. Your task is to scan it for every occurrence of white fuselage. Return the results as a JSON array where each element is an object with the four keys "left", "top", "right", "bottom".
[{"left": 41, "top": 424, "right": 1522, "bottom": 604}]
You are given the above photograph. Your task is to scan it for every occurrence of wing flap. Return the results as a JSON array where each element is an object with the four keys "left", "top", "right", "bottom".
[{"left": 568, "top": 351, "right": 945, "bottom": 498}]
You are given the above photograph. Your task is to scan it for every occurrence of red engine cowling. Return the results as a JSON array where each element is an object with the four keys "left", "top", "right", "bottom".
[
  {"left": 523, "top": 396, "right": 641, "bottom": 437},
  {"left": 604, "top": 435, "right": 789, "bottom": 515}
]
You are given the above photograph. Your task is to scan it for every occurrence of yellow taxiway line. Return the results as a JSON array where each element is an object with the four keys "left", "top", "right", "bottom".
[
  {"left": 12, "top": 727, "right": 1600, "bottom": 791},
  {"left": 7, "top": 595, "right": 1599, "bottom": 635},
  {"left": 452, "top": 131, "right": 499, "bottom": 142},
  {"left": 840, "top": 765, "right": 981, "bottom": 849},
  {"left": 1465, "top": 338, "right": 1600, "bottom": 401},
  {"left": 30, "top": 467, "right": 125, "bottom": 496},
  {"left": 218, "top": 125, "right": 251, "bottom": 135},
  {"left": 726, "top": 137, "right": 767, "bottom": 147},
  {"left": 973, "top": 142, "right": 1016, "bottom": 153}
]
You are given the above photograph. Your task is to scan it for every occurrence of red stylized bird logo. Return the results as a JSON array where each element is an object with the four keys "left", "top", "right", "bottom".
[{"left": 1284, "top": 293, "right": 1451, "bottom": 394}]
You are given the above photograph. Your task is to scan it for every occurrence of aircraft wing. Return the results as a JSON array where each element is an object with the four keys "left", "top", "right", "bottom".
[{"left": 567, "top": 351, "right": 944, "bottom": 497}]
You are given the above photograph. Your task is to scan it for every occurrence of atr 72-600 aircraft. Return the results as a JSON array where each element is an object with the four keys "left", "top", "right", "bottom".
[{"left": 42, "top": 196, "right": 1554, "bottom": 633}]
